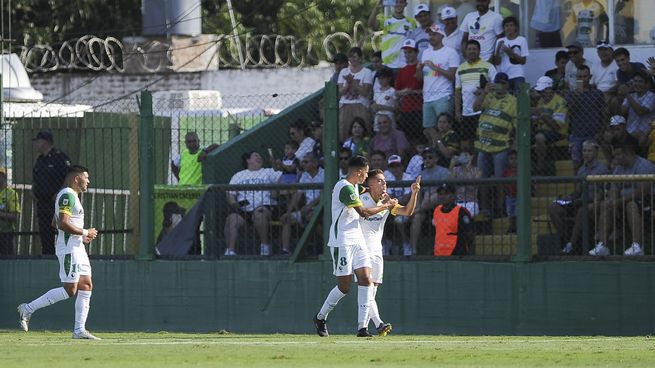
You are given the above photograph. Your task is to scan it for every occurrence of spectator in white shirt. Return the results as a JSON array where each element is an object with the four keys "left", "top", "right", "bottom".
[
  {"left": 590, "top": 40, "right": 618, "bottom": 95},
  {"left": 338, "top": 47, "right": 374, "bottom": 142},
  {"left": 492, "top": 16, "right": 528, "bottom": 93},
  {"left": 440, "top": 6, "right": 464, "bottom": 63},
  {"left": 459, "top": 0, "right": 504, "bottom": 62}
]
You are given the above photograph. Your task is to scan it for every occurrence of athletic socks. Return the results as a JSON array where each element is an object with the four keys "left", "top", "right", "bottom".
[
  {"left": 74, "top": 290, "right": 92, "bottom": 333},
  {"left": 26, "top": 287, "right": 70, "bottom": 313},
  {"left": 317, "top": 286, "right": 346, "bottom": 320},
  {"left": 369, "top": 286, "right": 383, "bottom": 327},
  {"left": 357, "top": 285, "right": 374, "bottom": 330}
]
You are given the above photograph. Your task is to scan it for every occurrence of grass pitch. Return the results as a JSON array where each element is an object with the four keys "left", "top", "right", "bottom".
[{"left": 1, "top": 331, "right": 654, "bottom": 367}]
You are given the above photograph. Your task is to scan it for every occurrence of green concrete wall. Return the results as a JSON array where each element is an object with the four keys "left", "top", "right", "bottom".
[{"left": 2, "top": 259, "right": 654, "bottom": 335}]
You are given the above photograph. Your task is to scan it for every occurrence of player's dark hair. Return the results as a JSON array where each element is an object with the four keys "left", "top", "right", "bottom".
[
  {"left": 348, "top": 155, "right": 369, "bottom": 169},
  {"left": 366, "top": 169, "right": 384, "bottom": 183},
  {"left": 67, "top": 165, "right": 88, "bottom": 177}
]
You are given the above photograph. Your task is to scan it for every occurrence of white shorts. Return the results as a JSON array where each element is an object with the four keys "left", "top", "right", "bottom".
[
  {"left": 330, "top": 244, "right": 372, "bottom": 277},
  {"left": 57, "top": 247, "right": 91, "bottom": 283},
  {"left": 370, "top": 254, "right": 384, "bottom": 284}
]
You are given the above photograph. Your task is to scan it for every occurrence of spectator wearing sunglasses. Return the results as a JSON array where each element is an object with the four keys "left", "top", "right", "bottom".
[{"left": 459, "top": 0, "right": 503, "bottom": 62}]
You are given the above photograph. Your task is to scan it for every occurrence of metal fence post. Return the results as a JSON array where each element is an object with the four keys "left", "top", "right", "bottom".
[
  {"left": 138, "top": 90, "right": 155, "bottom": 260},
  {"left": 321, "top": 82, "right": 338, "bottom": 259},
  {"left": 514, "top": 82, "right": 532, "bottom": 262}
]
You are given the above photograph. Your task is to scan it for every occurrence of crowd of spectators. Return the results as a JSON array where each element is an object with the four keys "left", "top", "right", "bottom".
[{"left": 220, "top": 0, "right": 655, "bottom": 258}]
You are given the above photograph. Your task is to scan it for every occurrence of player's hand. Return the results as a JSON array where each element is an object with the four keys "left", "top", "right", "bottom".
[
  {"left": 386, "top": 198, "right": 399, "bottom": 209},
  {"left": 86, "top": 228, "right": 98, "bottom": 240},
  {"left": 411, "top": 175, "right": 421, "bottom": 193}
]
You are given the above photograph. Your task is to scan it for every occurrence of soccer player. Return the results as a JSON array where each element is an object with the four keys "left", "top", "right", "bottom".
[
  {"left": 360, "top": 170, "right": 420, "bottom": 336},
  {"left": 17, "top": 165, "right": 100, "bottom": 339},
  {"left": 314, "top": 156, "right": 398, "bottom": 337}
]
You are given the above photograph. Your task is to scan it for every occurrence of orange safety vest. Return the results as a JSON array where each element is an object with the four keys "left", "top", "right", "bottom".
[{"left": 433, "top": 204, "right": 462, "bottom": 256}]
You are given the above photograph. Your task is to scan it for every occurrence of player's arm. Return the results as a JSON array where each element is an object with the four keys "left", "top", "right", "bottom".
[
  {"left": 353, "top": 200, "right": 397, "bottom": 218},
  {"left": 56, "top": 193, "right": 97, "bottom": 240},
  {"left": 394, "top": 176, "right": 421, "bottom": 216}
]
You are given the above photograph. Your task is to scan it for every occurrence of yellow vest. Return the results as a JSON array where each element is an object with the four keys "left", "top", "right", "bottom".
[{"left": 179, "top": 149, "right": 202, "bottom": 185}]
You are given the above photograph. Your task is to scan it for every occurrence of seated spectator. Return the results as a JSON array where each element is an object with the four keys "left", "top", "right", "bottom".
[
  {"left": 171, "top": 131, "right": 219, "bottom": 185},
  {"left": 589, "top": 135, "right": 655, "bottom": 256},
  {"left": 474, "top": 72, "right": 517, "bottom": 214},
  {"left": 338, "top": 47, "right": 373, "bottom": 141},
  {"left": 449, "top": 150, "right": 481, "bottom": 217},
  {"left": 369, "top": 150, "right": 388, "bottom": 171},
  {"left": 369, "top": 111, "right": 411, "bottom": 159},
  {"left": 590, "top": 41, "right": 618, "bottom": 97},
  {"left": 614, "top": 47, "right": 646, "bottom": 87},
  {"left": 289, "top": 119, "right": 316, "bottom": 161},
  {"left": 501, "top": 150, "right": 518, "bottom": 233},
  {"left": 371, "top": 67, "right": 397, "bottom": 132},
  {"left": 545, "top": 50, "right": 570, "bottom": 91},
  {"left": 342, "top": 117, "right": 371, "bottom": 158},
  {"left": 619, "top": 69, "right": 655, "bottom": 150},
  {"left": 310, "top": 120, "right": 324, "bottom": 164},
  {"left": 455, "top": 39, "right": 497, "bottom": 150},
  {"left": 338, "top": 148, "right": 352, "bottom": 179},
  {"left": 432, "top": 183, "right": 473, "bottom": 256},
  {"left": 408, "top": 147, "right": 450, "bottom": 256},
  {"left": 433, "top": 112, "right": 461, "bottom": 168},
  {"left": 224, "top": 151, "right": 283, "bottom": 257},
  {"left": 566, "top": 65, "right": 606, "bottom": 172},
  {"left": 395, "top": 39, "right": 424, "bottom": 143},
  {"left": 329, "top": 53, "right": 349, "bottom": 84},
  {"left": 600, "top": 115, "right": 629, "bottom": 166},
  {"left": 492, "top": 16, "right": 529, "bottom": 93},
  {"left": 548, "top": 140, "right": 609, "bottom": 254},
  {"left": 277, "top": 141, "right": 299, "bottom": 184},
  {"left": 405, "top": 136, "right": 428, "bottom": 180},
  {"left": 532, "top": 76, "right": 568, "bottom": 174},
  {"left": 384, "top": 154, "right": 414, "bottom": 255},
  {"left": 279, "top": 153, "right": 324, "bottom": 255},
  {"left": 564, "top": 43, "right": 594, "bottom": 91}
]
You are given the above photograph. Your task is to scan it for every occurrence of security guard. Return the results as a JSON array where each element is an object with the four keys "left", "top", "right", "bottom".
[
  {"left": 32, "top": 130, "right": 71, "bottom": 254},
  {"left": 432, "top": 183, "right": 473, "bottom": 256}
]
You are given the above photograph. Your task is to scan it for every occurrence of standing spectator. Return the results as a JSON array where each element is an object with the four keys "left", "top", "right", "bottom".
[
  {"left": 371, "top": 67, "right": 397, "bottom": 132},
  {"left": 449, "top": 150, "right": 481, "bottom": 217},
  {"left": 409, "top": 3, "right": 434, "bottom": 60},
  {"left": 459, "top": 0, "right": 504, "bottom": 62},
  {"left": 369, "top": 150, "right": 388, "bottom": 172},
  {"left": 614, "top": 47, "right": 647, "bottom": 87},
  {"left": 566, "top": 65, "right": 606, "bottom": 171},
  {"left": 342, "top": 118, "right": 371, "bottom": 158},
  {"left": 368, "top": 0, "right": 416, "bottom": 70},
  {"left": 545, "top": 50, "right": 570, "bottom": 91},
  {"left": 407, "top": 147, "right": 450, "bottom": 256},
  {"left": 384, "top": 154, "right": 414, "bottom": 255},
  {"left": 432, "top": 183, "right": 473, "bottom": 256},
  {"left": 338, "top": 148, "right": 352, "bottom": 179},
  {"left": 369, "top": 111, "right": 411, "bottom": 159},
  {"left": 589, "top": 135, "right": 655, "bottom": 256},
  {"left": 590, "top": 41, "right": 618, "bottom": 95},
  {"left": 441, "top": 6, "right": 464, "bottom": 62},
  {"left": 433, "top": 113, "right": 461, "bottom": 168},
  {"left": 405, "top": 137, "right": 427, "bottom": 180},
  {"left": 338, "top": 47, "right": 374, "bottom": 142},
  {"left": 171, "top": 131, "right": 218, "bottom": 185},
  {"left": 570, "top": 0, "right": 607, "bottom": 48},
  {"left": 564, "top": 42, "right": 594, "bottom": 91},
  {"left": 32, "top": 130, "right": 71, "bottom": 255},
  {"left": 224, "top": 152, "right": 283, "bottom": 257},
  {"left": 474, "top": 73, "right": 517, "bottom": 214},
  {"left": 368, "top": 51, "right": 384, "bottom": 93},
  {"left": 501, "top": 150, "right": 518, "bottom": 233},
  {"left": 619, "top": 70, "right": 655, "bottom": 149},
  {"left": 455, "top": 39, "right": 497, "bottom": 150},
  {"left": 394, "top": 39, "right": 423, "bottom": 142},
  {"left": 530, "top": 0, "right": 563, "bottom": 48},
  {"left": 492, "top": 16, "right": 529, "bottom": 93},
  {"left": 330, "top": 53, "right": 349, "bottom": 84},
  {"left": 532, "top": 76, "right": 568, "bottom": 174},
  {"left": 311, "top": 120, "right": 324, "bottom": 164},
  {"left": 0, "top": 167, "right": 20, "bottom": 255},
  {"left": 289, "top": 119, "right": 316, "bottom": 161},
  {"left": 548, "top": 140, "right": 609, "bottom": 254},
  {"left": 417, "top": 24, "right": 459, "bottom": 145},
  {"left": 279, "top": 153, "right": 324, "bottom": 255}
]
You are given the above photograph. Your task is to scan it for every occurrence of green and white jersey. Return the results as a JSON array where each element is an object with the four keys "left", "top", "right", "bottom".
[
  {"left": 328, "top": 179, "right": 365, "bottom": 247},
  {"left": 359, "top": 192, "right": 395, "bottom": 255},
  {"left": 380, "top": 16, "right": 417, "bottom": 69},
  {"left": 54, "top": 187, "right": 85, "bottom": 256}
]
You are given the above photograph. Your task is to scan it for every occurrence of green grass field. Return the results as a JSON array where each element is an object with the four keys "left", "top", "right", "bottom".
[{"left": 1, "top": 331, "right": 654, "bottom": 367}]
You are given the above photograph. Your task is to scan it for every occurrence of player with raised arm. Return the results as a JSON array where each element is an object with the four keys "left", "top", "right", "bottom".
[
  {"left": 18, "top": 165, "right": 100, "bottom": 339},
  {"left": 361, "top": 170, "right": 420, "bottom": 336},
  {"left": 314, "top": 156, "right": 398, "bottom": 337}
]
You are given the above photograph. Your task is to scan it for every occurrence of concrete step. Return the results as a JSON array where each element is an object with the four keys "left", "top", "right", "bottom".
[
  {"left": 535, "top": 182, "right": 575, "bottom": 197},
  {"left": 474, "top": 234, "right": 538, "bottom": 256}
]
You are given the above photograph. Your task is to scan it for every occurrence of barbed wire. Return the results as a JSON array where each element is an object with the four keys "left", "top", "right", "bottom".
[{"left": 17, "top": 21, "right": 380, "bottom": 73}]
